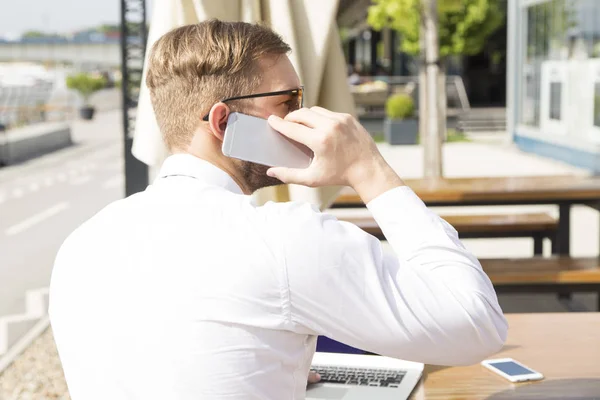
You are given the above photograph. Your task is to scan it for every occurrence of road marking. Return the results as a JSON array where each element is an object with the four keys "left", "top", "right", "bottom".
[
  {"left": 43, "top": 177, "right": 54, "bottom": 187},
  {"left": 90, "top": 145, "right": 121, "bottom": 161},
  {"left": 69, "top": 175, "right": 92, "bottom": 185},
  {"left": 28, "top": 182, "right": 40, "bottom": 192},
  {"left": 67, "top": 161, "right": 96, "bottom": 170},
  {"left": 0, "top": 139, "right": 118, "bottom": 186},
  {"left": 12, "top": 188, "right": 24, "bottom": 198},
  {"left": 103, "top": 162, "right": 123, "bottom": 171},
  {"left": 81, "top": 163, "right": 97, "bottom": 172},
  {"left": 5, "top": 202, "right": 70, "bottom": 236},
  {"left": 103, "top": 175, "right": 123, "bottom": 189}
]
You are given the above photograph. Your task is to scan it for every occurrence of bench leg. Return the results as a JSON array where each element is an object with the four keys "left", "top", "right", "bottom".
[
  {"left": 550, "top": 236, "right": 558, "bottom": 254},
  {"left": 557, "top": 203, "right": 571, "bottom": 255},
  {"left": 558, "top": 292, "right": 573, "bottom": 306},
  {"left": 557, "top": 294, "right": 588, "bottom": 312},
  {"left": 533, "top": 235, "right": 543, "bottom": 256},
  {"left": 549, "top": 233, "right": 566, "bottom": 305}
]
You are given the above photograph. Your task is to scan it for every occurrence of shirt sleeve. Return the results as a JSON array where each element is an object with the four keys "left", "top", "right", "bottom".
[{"left": 277, "top": 186, "right": 508, "bottom": 366}]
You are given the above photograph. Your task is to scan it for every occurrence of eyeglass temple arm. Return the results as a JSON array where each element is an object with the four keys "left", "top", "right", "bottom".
[{"left": 202, "top": 88, "right": 302, "bottom": 122}]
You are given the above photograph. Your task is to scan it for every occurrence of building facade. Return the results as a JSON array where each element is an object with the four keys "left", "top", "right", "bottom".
[{"left": 507, "top": 0, "right": 600, "bottom": 172}]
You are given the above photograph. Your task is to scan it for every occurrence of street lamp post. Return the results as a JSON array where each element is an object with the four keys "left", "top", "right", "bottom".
[{"left": 120, "top": 0, "right": 148, "bottom": 196}]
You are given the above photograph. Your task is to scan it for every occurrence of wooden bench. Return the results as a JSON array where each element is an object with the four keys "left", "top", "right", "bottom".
[
  {"left": 481, "top": 257, "right": 600, "bottom": 311},
  {"left": 338, "top": 213, "right": 600, "bottom": 310},
  {"left": 341, "top": 213, "right": 558, "bottom": 255}
]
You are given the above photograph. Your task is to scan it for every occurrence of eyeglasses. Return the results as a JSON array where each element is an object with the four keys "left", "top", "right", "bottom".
[{"left": 202, "top": 86, "right": 304, "bottom": 121}]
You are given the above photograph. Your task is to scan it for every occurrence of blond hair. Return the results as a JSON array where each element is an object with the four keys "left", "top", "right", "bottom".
[{"left": 146, "top": 20, "right": 291, "bottom": 150}]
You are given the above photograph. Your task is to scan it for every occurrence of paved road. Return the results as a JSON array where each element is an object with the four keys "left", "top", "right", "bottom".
[{"left": 0, "top": 110, "right": 126, "bottom": 318}]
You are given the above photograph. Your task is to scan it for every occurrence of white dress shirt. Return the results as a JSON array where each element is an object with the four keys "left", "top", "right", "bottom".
[{"left": 50, "top": 154, "right": 507, "bottom": 400}]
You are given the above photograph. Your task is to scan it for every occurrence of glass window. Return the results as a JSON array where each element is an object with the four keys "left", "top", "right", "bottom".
[
  {"left": 519, "top": 0, "right": 579, "bottom": 128},
  {"left": 549, "top": 82, "right": 562, "bottom": 120},
  {"left": 594, "top": 83, "right": 600, "bottom": 127},
  {"left": 587, "top": 0, "right": 600, "bottom": 58}
]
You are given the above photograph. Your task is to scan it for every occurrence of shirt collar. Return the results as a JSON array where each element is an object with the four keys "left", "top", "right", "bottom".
[{"left": 156, "top": 153, "right": 244, "bottom": 195}]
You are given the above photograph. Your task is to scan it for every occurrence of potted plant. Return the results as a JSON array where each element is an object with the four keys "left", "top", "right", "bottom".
[
  {"left": 384, "top": 93, "right": 418, "bottom": 145},
  {"left": 66, "top": 73, "right": 106, "bottom": 120}
]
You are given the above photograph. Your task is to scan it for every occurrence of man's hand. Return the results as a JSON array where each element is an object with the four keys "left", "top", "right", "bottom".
[
  {"left": 308, "top": 371, "right": 321, "bottom": 385},
  {"left": 267, "top": 107, "right": 404, "bottom": 203}
]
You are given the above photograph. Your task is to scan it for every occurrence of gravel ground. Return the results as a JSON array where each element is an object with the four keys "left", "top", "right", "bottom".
[{"left": 0, "top": 328, "right": 70, "bottom": 400}]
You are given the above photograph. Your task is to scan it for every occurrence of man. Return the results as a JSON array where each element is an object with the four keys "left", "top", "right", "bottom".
[{"left": 50, "top": 20, "right": 507, "bottom": 400}]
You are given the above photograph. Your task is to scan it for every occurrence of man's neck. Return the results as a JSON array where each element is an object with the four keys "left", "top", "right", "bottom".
[{"left": 174, "top": 149, "right": 252, "bottom": 195}]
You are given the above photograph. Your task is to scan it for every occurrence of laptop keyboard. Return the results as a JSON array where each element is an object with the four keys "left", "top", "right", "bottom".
[{"left": 311, "top": 366, "right": 406, "bottom": 388}]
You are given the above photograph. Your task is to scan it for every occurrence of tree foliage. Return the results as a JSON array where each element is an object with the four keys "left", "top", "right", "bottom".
[
  {"left": 98, "top": 24, "right": 121, "bottom": 34},
  {"left": 22, "top": 31, "right": 47, "bottom": 38},
  {"left": 386, "top": 93, "right": 415, "bottom": 119},
  {"left": 21, "top": 31, "right": 65, "bottom": 40},
  {"left": 367, "top": 0, "right": 505, "bottom": 57},
  {"left": 66, "top": 73, "right": 106, "bottom": 103}
]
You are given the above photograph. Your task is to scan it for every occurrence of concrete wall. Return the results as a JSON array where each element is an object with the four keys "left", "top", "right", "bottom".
[
  {"left": 0, "top": 288, "right": 49, "bottom": 359},
  {"left": 0, "top": 121, "right": 72, "bottom": 165}
]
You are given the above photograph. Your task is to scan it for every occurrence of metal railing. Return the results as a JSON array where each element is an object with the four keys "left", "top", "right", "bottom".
[
  {"left": 0, "top": 82, "right": 74, "bottom": 128},
  {"left": 351, "top": 75, "right": 471, "bottom": 116}
]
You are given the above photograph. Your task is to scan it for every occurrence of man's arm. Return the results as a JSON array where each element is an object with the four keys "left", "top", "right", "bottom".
[{"left": 267, "top": 108, "right": 508, "bottom": 366}]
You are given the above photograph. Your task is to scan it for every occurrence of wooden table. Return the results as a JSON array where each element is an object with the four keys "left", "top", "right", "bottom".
[
  {"left": 412, "top": 313, "right": 600, "bottom": 399},
  {"left": 332, "top": 175, "right": 600, "bottom": 255}
]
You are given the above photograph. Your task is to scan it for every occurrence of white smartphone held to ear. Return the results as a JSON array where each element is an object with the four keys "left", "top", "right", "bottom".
[
  {"left": 222, "top": 112, "right": 313, "bottom": 169},
  {"left": 481, "top": 358, "right": 544, "bottom": 383}
]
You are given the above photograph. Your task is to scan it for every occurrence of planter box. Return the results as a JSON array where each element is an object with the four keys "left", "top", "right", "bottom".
[
  {"left": 79, "top": 106, "right": 96, "bottom": 120},
  {"left": 384, "top": 118, "right": 418, "bottom": 145}
]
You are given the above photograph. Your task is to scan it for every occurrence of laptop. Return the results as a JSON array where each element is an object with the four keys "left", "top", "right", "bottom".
[{"left": 306, "top": 351, "right": 424, "bottom": 400}]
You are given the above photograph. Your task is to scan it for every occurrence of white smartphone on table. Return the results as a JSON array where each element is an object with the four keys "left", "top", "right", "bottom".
[
  {"left": 222, "top": 112, "right": 313, "bottom": 169},
  {"left": 481, "top": 358, "right": 544, "bottom": 383}
]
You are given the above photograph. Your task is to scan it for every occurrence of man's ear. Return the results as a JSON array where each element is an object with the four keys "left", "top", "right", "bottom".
[{"left": 207, "top": 102, "right": 230, "bottom": 142}]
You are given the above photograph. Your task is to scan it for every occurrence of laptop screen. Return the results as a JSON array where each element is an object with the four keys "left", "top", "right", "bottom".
[{"left": 316, "top": 336, "right": 375, "bottom": 355}]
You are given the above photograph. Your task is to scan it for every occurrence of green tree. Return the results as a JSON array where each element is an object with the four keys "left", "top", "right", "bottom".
[
  {"left": 96, "top": 23, "right": 150, "bottom": 34},
  {"left": 98, "top": 24, "right": 121, "bottom": 34},
  {"left": 66, "top": 73, "right": 106, "bottom": 105},
  {"left": 22, "top": 31, "right": 49, "bottom": 39},
  {"left": 367, "top": 0, "right": 505, "bottom": 58},
  {"left": 368, "top": 0, "right": 504, "bottom": 176}
]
